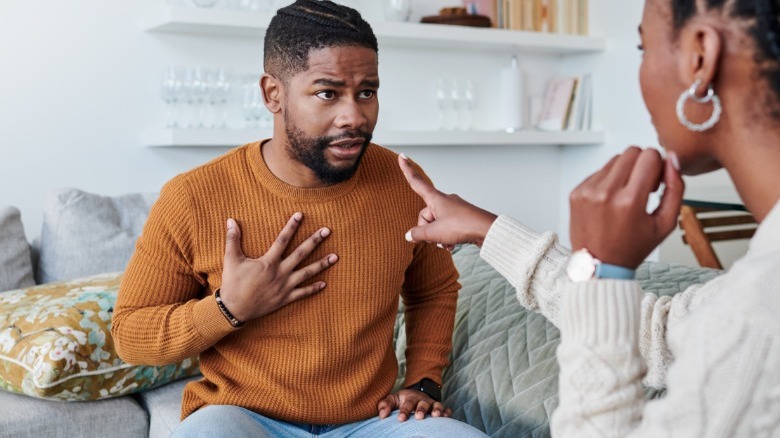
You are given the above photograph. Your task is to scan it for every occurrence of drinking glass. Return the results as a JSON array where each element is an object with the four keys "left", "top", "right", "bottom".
[
  {"left": 383, "top": 0, "right": 412, "bottom": 22},
  {"left": 190, "top": 66, "right": 210, "bottom": 128},
  {"left": 160, "top": 66, "right": 182, "bottom": 128},
  {"left": 450, "top": 79, "right": 464, "bottom": 130},
  {"left": 213, "top": 67, "right": 232, "bottom": 129},
  {"left": 242, "top": 74, "right": 263, "bottom": 128},
  {"left": 461, "top": 79, "right": 476, "bottom": 130},
  {"left": 436, "top": 78, "right": 454, "bottom": 131}
]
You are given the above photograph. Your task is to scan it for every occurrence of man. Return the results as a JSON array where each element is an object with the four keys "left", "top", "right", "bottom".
[{"left": 111, "top": 1, "right": 487, "bottom": 436}]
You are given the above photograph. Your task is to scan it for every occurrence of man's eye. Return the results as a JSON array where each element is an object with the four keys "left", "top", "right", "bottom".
[
  {"left": 359, "top": 90, "right": 375, "bottom": 99},
  {"left": 317, "top": 91, "right": 336, "bottom": 100}
]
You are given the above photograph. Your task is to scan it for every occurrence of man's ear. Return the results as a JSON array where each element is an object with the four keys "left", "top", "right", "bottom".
[
  {"left": 678, "top": 22, "right": 722, "bottom": 95},
  {"left": 260, "top": 73, "right": 283, "bottom": 113}
]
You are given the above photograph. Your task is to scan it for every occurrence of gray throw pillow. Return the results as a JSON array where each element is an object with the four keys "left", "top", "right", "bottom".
[
  {"left": 36, "top": 188, "right": 157, "bottom": 283},
  {"left": 0, "top": 206, "right": 35, "bottom": 292}
]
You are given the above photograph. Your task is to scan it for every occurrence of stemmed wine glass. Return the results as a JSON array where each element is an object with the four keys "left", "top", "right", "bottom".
[
  {"left": 242, "top": 74, "right": 265, "bottom": 128},
  {"left": 213, "top": 67, "right": 232, "bottom": 129},
  {"left": 461, "top": 80, "right": 476, "bottom": 130},
  {"left": 436, "top": 78, "right": 454, "bottom": 131},
  {"left": 160, "top": 66, "right": 182, "bottom": 128}
]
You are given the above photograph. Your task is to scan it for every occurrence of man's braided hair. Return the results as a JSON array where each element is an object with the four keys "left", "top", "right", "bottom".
[
  {"left": 670, "top": 0, "right": 780, "bottom": 108},
  {"left": 264, "top": 0, "right": 378, "bottom": 83}
]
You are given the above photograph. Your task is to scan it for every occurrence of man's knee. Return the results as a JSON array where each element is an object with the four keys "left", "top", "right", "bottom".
[
  {"left": 366, "top": 413, "right": 488, "bottom": 438},
  {"left": 171, "top": 405, "right": 261, "bottom": 438},
  {"left": 404, "top": 417, "right": 488, "bottom": 437}
]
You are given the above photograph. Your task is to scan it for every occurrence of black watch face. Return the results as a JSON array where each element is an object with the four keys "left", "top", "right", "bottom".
[{"left": 420, "top": 378, "right": 441, "bottom": 401}]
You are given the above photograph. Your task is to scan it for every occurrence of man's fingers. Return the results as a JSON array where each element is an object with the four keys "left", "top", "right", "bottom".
[
  {"left": 288, "top": 254, "right": 339, "bottom": 288},
  {"left": 431, "top": 402, "right": 446, "bottom": 417},
  {"left": 398, "top": 154, "right": 439, "bottom": 203},
  {"left": 267, "top": 212, "right": 304, "bottom": 259},
  {"left": 397, "top": 399, "right": 417, "bottom": 422},
  {"left": 413, "top": 400, "right": 431, "bottom": 419},
  {"left": 224, "top": 218, "right": 244, "bottom": 262},
  {"left": 286, "top": 281, "right": 327, "bottom": 304},
  {"left": 377, "top": 395, "right": 398, "bottom": 419},
  {"left": 280, "top": 227, "right": 331, "bottom": 272}
]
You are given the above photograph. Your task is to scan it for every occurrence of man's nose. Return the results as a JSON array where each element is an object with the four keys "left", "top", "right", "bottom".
[{"left": 334, "top": 99, "right": 367, "bottom": 130}]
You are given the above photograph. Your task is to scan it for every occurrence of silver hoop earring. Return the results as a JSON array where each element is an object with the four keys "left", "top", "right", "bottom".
[{"left": 676, "top": 79, "right": 722, "bottom": 132}]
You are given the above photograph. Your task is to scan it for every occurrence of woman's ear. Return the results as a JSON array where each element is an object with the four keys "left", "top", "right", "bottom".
[
  {"left": 678, "top": 22, "right": 723, "bottom": 94},
  {"left": 260, "top": 73, "right": 282, "bottom": 113}
]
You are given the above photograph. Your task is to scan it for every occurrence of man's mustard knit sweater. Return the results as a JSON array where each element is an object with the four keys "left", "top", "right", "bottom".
[{"left": 111, "top": 141, "right": 459, "bottom": 424}]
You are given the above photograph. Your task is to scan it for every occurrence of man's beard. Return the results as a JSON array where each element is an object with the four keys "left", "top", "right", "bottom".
[{"left": 283, "top": 117, "right": 372, "bottom": 185}]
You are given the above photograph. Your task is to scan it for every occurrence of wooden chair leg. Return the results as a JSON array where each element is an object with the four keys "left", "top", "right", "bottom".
[{"left": 679, "top": 205, "right": 723, "bottom": 269}]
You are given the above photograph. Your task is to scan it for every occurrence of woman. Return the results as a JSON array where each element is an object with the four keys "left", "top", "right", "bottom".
[{"left": 399, "top": 0, "right": 780, "bottom": 435}]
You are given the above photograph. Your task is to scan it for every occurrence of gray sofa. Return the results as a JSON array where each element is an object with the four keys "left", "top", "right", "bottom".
[{"left": 0, "top": 188, "right": 721, "bottom": 437}]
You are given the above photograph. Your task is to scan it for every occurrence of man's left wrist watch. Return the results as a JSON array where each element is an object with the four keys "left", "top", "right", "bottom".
[
  {"left": 566, "top": 248, "right": 636, "bottom": 282},
  {"left": 406, "top": 378, "right": 442, "bottom": 402}
]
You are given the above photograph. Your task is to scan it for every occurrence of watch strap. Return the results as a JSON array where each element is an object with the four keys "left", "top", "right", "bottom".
[
  {"left": 405, "top": 378, "right": 442, "bottom": 402},
  {"left": 595, "top": 262, "right": 636, "bottom": 280}
]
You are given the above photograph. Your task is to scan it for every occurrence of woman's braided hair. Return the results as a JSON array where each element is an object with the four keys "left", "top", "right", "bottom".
[
  {"left": 671, "top": 0, "right": 780, "bottom": 108},
  {"left": 264, "top": 0, "right": 378, "bottom": 83}
]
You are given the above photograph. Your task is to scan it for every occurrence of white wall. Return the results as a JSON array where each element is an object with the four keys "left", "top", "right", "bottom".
[
  {"left": 556, "top": 1, "right": 656, "bottom": 247},
  {"left": 1, "top": 0, "right": 244, "bottom": 237},
  {"left": 0, "top": 0, "right": 565, "bottom": 240},
  {"left": 5, "top": 0, "right": 733, "bottom": 269}
]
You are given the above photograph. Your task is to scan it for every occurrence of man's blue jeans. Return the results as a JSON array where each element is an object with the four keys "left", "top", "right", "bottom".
[{"left": 171, "top": 405, "right": 489, "bottom": 437}]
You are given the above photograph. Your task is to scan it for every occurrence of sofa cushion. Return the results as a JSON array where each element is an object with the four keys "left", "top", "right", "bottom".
[
  {"left": 0, "top": 272, "right": 200, "bottom": 401},
  {"left": 442, "top": 244, "right": 722, "bottom": 437},
  {"left": 0, "top": 389, "right": 148, "bottom": 438},
  {"left": 0, "top": 206, "right": 35, "bottom": 292},
  {"left": 134, "top": 375, "right": 202, "bottom": 438},
  {"left": 36, "top": 188, "right": 157, "bottom": 284}
]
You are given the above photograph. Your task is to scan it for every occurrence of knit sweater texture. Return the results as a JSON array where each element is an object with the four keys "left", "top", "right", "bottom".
[
  {"left": 481, "top": 201, "right": 780, "bottom": 436},
  {"left": 111, "top": 141, "right": 459, "bottom": 424}
]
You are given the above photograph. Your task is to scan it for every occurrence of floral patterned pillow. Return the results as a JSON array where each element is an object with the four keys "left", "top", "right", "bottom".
[{"left": 0, "top": 272, "right": 200, "bottom": 401}]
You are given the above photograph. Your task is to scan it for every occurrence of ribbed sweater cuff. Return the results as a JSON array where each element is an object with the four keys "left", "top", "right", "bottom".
[
  {"left": 480, "top": 215, "right": 568, "bottom": 284},
  {"left": 560, "top": 280, "right": 642, "bottom": 346},
  {"left": 191, "top": 294, "right": 241, "bottom": 346}
]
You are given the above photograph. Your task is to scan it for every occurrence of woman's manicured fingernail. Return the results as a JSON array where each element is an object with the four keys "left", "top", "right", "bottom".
[
  {"left": 436, "top": 243, "right": 444, "bottom": 249},
  {"left": 405, "top": 230, "right": 413, "bottom": 242},
  {"left": 328, "top": 254, "right": 338, "bottom": 264},
  {"left": 400, "top": 153, "right": 409, "bottom": 160},
  {"left": 669, "top": 152, "right": 680, "bottom": 171},
  {"left": 227, "top": 218, "right": 234, "bottom": 230},
  {"left": 320, "top": 227, "right": 331, "bottom": 237}
]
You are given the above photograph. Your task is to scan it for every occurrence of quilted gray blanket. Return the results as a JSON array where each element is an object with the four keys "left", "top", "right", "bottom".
[{"left": 394, "top": 244, "right": 721, "bottom": 437}]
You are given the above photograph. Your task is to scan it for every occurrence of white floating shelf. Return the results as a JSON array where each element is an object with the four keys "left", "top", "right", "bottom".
[
  {"left": 142, "top": 128, "right": 604, "bottom": 148},
  {"left": 142, "top": 128, "right": 270, "bottom": 148},
  {"left": 375, "top": 129, "right": 605, "bottom": 146},
  {"left": 143, "top": 6, "right": 605, "bottom": 54}
]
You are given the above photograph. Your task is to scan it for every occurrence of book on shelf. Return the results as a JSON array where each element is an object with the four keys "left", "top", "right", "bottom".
[
  {"left": 566, "top": 73, "right": 592, "bottom": 131},
  {"left": 537, "top": 74, "right": 592, "bottom": 131},
  {"left": 464, "top": 0, "right": 587, "bottom": 34}
]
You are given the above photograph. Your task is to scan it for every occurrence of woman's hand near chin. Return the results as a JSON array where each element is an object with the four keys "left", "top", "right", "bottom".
[{"left": 569, "top": 146, "right": 685, "bottom": 268}]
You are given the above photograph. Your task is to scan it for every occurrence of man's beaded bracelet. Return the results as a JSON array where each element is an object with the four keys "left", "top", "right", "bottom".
[{"left": 214, "top": 289, "right": 245, "bottom": 328}]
